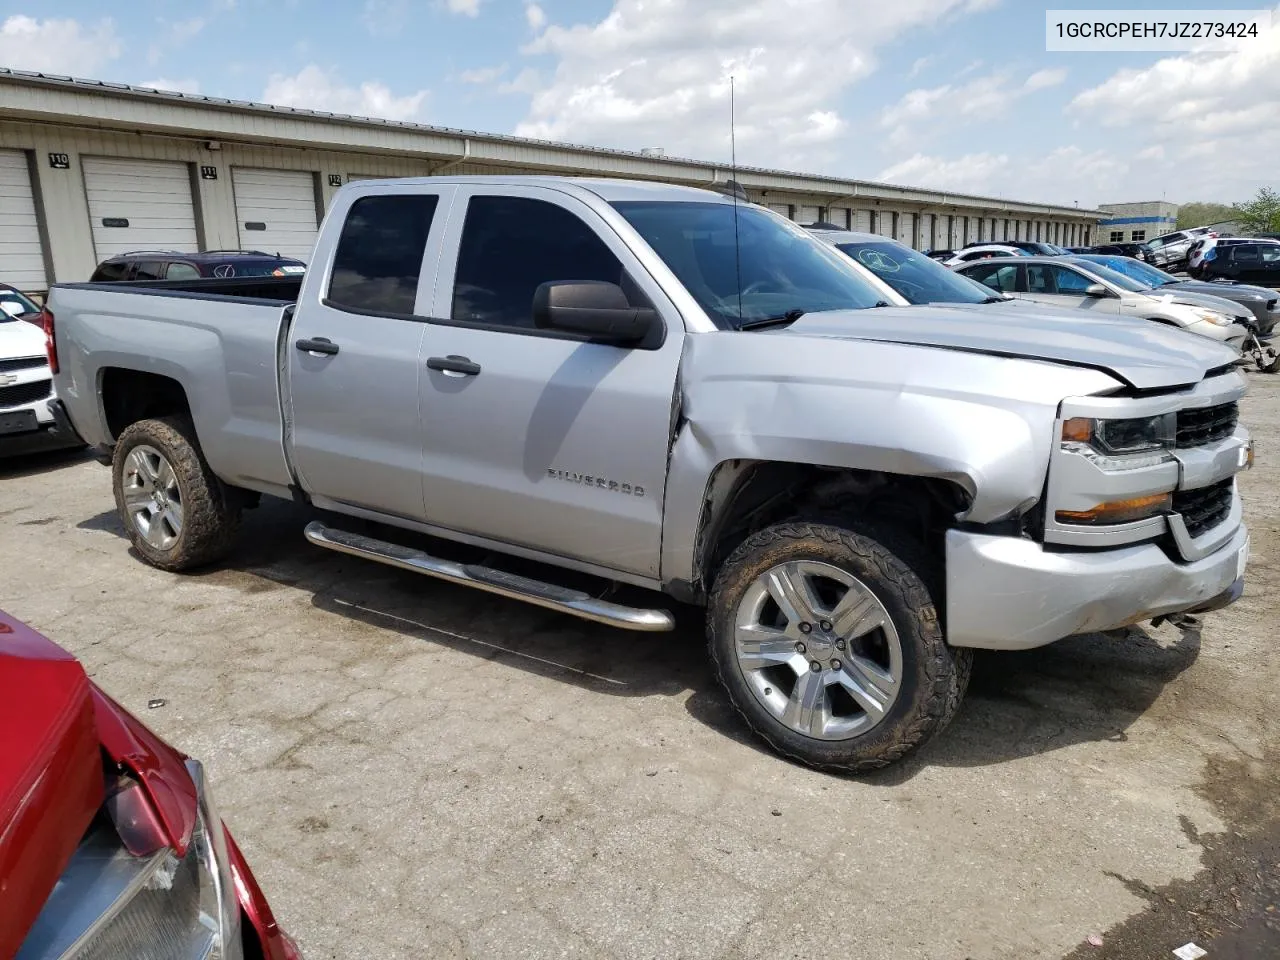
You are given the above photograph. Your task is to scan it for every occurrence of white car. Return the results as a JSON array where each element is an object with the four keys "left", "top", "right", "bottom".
[
  {"left": 943, "top": 244, "right": 1028, "bottom": 267},
  {"left": 956, "top": 255, "right": 1250, "bottom": 350},
  {"left": 0, "top": 290, "right": 58, "bottom": 445}
]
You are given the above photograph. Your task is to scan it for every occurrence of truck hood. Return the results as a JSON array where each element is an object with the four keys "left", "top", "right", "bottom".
[
  {"left": 0, "top": 611, "right": 103, "bottom": 960},
  {"left": 0, "top": 317, "right": 46, "bottom": 361},
  {"left": 777, "top": 304, "right": 1238, "bottom": 390}
]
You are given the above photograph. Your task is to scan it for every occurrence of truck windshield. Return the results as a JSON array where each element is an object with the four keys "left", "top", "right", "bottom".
[
  {"left": 834, "top": 241, "right": 996, "bottom": 305},
  {"left": 610, "top": 201, "right": 885, "bottom": 328}
]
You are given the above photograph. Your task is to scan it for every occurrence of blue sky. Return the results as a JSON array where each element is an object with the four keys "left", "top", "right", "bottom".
[{"left": 3, "top": 0, "right": 1277, "bottom": 206}]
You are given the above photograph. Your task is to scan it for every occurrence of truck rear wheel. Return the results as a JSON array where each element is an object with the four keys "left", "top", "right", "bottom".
[
  {"left": 707, "top": 521, "right": 970, "bottom": 773},
  {"left": 112, "top": 416, "right": 241, "bottom": 571}
]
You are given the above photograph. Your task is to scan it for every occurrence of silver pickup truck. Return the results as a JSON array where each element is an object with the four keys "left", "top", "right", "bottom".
[{"left": 45, "top": 176, "right": 1253, "bottom": 772}]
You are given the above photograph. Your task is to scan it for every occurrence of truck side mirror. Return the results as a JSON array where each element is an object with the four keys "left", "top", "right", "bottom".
[{"left": 533, "top": 281, "right": 658, "bottom": 344}]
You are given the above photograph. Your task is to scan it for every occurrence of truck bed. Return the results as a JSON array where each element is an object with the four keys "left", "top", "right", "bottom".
[{"left": 48, "top": 280, "right": 296, "bottom": 497}]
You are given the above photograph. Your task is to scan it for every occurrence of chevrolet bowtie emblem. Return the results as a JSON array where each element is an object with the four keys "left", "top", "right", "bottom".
[{"left": 0, "top": 374, "right": 18, "bottom": 387}]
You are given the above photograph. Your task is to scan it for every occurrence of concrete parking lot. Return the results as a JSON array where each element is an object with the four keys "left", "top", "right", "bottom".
[{"left": 2, "top": 373, "right": 1277, "bottom": 960}]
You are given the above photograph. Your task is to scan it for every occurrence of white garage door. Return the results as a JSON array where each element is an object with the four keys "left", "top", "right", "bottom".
[
  {"left": 82, "top": 158, "right": 199, "bottom": 263},
  {"left": 852, "top": 210, "right": 872, "bottom": 233},
  {"left": 767, "top": 203, "right": 792, "bottom": 218},
  {"left": 920, "top": 214, "right": 935, "bottom": 249},
  {"left": 0, "top": 150, "right": 47, "bottom": 291},
  {"left": 798, "top": 205, "right": 821, "bottom": 224},
  {"left": 233, "top": 169, "right": 318, "bottom": 263},
  {"left": 895, "top": 212, "right": 914, "bottom": 247}
]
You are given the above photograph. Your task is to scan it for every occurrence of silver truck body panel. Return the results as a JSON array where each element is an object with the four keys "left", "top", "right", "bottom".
[{"left": 51, "top": 285, "right": 294, "bottom": 494}]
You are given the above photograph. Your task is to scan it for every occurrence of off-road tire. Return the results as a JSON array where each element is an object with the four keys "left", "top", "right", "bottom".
[
  {"left": 707, "top": 521, "right": 972, "bottom": 773},
  {"left": 112, "top": 416, "right": 241, "bottom": 571}
]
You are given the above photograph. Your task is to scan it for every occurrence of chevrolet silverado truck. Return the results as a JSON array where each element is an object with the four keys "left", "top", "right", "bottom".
[{"left": 44, "top": 177, "right": 1254, "bottom": 772}]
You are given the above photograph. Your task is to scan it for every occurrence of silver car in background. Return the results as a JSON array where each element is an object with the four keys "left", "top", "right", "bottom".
[{"left": 956, "top": 255, "right": 1250, "bottom": 350}]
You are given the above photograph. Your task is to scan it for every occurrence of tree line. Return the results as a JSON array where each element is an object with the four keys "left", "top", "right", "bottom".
[{"left": 1176, "top": 188, "right": 1280, "bottom": 234}]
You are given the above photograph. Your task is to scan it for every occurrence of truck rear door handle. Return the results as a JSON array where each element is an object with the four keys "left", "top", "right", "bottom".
[
  {"left": 426, "top": 355, "right": 481, "bottom": 377},
  {"left": 296, "top": 337, "right": 339, "bottom": 356}
]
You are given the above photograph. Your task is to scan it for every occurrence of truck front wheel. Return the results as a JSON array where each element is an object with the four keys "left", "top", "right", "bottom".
[
  {"left": 112, "top": 417, "right": 241, "bottom": 571},
  {"left": 707, "top": 521, "right": 970, "bottom": 772}
]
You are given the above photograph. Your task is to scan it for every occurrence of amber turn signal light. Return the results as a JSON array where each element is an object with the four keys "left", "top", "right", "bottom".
[{"left": 1055, "top": 492, "right": 1173, "bottom": 526}]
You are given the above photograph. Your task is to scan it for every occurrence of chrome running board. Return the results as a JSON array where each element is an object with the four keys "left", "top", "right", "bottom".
[{"left": 303, "top": 521, "right": 675, "bottom": 632}]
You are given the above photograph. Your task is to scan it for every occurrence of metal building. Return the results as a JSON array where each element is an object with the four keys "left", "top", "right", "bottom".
[
  {"left": 0, "top": 69, "right": 1103, "bottom": 293},
  {"left": 1098, "top": 201, "right": 1179, "bottom": 244}
]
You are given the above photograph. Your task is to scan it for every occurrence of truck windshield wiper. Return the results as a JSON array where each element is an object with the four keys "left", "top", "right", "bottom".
[
  {"left": 980, "top": 295, "right": 1011, "bottom": 303},
  {"left": 738, "top": 308, "right": 806, "bottom": 330}
]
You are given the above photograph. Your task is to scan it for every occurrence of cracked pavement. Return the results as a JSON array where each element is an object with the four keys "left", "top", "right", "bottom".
[{"left": 1, "top": 370, "right": 1277, "bottom": 960}]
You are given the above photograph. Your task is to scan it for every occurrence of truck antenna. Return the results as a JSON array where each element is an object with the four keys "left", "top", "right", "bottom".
[{"left": 730, "top": 74, "right": 743, "bottom": 324}]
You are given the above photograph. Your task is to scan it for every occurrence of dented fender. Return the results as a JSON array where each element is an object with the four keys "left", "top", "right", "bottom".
[{"left": 659, "top": 330, "right": 1121, "bottom": 586}]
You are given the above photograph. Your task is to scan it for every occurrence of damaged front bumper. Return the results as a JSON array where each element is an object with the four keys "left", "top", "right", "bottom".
[{"left": 945, "top": 524, "right": 1249, "bottom": 650}]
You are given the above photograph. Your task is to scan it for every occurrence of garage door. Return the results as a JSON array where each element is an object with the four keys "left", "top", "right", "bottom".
[
  {"left": 853, "top": 210, "right": 872, "bottom": 232},
  {"left": 767, "top": 203, "right": 792, "bottom": 218},
  {"left": 82, "top": 158, "right": 198, "bottom": 263},
  {"left": 895, "top": 212, "right": 914, "bottom": 247},
  {"left": 798, "top": 205, "right": 821, "bottom": 224},
  {"left": 0, "top": 150, "right": 47, "bottom": 291},
  {"left": 233, "top": 168, "right": 319, "bottom": 263}
]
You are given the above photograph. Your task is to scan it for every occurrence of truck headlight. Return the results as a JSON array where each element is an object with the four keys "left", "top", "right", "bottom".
[{"left": 1061, "top": 414, "right": 1176, "bottom": 470}]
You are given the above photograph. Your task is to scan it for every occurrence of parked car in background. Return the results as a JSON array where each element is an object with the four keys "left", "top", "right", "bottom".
[
  {"left": 1089, "top": 242, "right": 1156, "bottom": 263},
  {"left": 1190, "top": 237, "right": 1280, "bottom": 278},
  {"left": 1, "top": 298, "right": 59, "bottom": 446},
  {"left": 809, "top": 229, "right": 1014, "bottom": 304},
  {"left": 0, "top": 282, "right": 41, "bottom": 322},
  {"left": 924, "top": 249, "right": 955, "bottom": 262},
  {"left": 47, "top": 176, "right": 1255, "bottom": 772},
  {"left": 956, "top": 255, "right": 1249, "bottom": 349},
  {"left": 1145, "top": 227, "right": 1215, "bottom": 271},
  {"left": 90, "top": 249, "right": 307, "bottom": 282},
  {"left": 1200, "top": 241, "right": 1280, "bottom": 286},
  {"left": 942, "top": 244, "right": 1028, "bottom": 266},
  {"left": 1073, "top": 254, "right": 1279, "bottom": 336},
  {"left": 2, "top": 609, "right": 299, "bottom": 960},
  {"left": 999, "top": 240, "right": 1070, "bottom": 256}
]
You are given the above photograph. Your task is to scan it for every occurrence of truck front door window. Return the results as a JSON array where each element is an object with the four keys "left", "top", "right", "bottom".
[
  {"left": 328, "top": 194, "right": 438, "bottom": 315},
  {"left": 450, "top": 196, "right": 627, "bottom": 330}
]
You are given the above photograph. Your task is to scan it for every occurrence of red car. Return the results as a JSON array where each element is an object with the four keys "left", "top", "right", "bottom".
[{"left": 1, "top": 609, "right": 299, "bottom": 960}]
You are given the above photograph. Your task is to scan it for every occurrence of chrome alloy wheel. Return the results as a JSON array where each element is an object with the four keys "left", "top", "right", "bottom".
[
  {"left": 122, "top": 444, "right": 184, "bottom": 551},
  {"left": 733, "top": 560, "right": 903, "bottom": 740}
]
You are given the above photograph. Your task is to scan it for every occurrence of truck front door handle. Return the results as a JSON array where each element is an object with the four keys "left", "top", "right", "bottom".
[
  {"left": 427, "top": 355, "right": 481, "bottom": 378},
  {"left": 296, "top": 337, "right": 339, "bottom": 356}
]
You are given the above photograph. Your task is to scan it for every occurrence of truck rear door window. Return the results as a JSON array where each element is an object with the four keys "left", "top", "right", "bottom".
[
  {"left": 451, "top": 195, "right": 625, "bottom": 329},
  {"left": 328, "top": 194, "right": 438, "bottom": 315}
]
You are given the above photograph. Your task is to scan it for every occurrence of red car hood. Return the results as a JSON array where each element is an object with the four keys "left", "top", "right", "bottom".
[{"left": 0, "top": 611, "right": 103, "bottom": 960}]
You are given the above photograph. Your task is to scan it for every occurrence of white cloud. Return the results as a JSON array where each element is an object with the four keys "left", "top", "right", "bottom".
[
  {"left": 363, "top": 0, "right": 409, "bottom": 37},
  {"left": 514, "top": 0, "right": 994, "bottom": 165},
  {"left": 907, "top": 55, "right": 934, "bottom": 79},
  {"left": 878, "top": 146, "right": 1125, "bottom": 204},
  {"left": 446, "top": 0, "right": 482, "bottom": 16},
  {"left": 140, "top": 77, "right": 201, "bottom": 94},
  {"left": 525, "top": 3, "right": 546, "bottom": 30},
  {"left": 458, "top": 64, "right": 507, "bottom": 84},
  {"left": 1024, "top": 67, "right": 1066, "bottom": 91},
  {"left": 262, "top": 65, "right": 428, "bottom": 121},
  {"left": 1069, "top": 7, "right": 1280, "bottom": 200},
  {"left": 0, "top": 15, "right": 121, "bottom": 74},
  {"left": 148, "top": 16, "right": 206, "bottom": 65}
]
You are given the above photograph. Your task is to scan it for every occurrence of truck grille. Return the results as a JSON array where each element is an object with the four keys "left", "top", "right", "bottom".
[
  {"left": 1176, "top": 402, "right": 1238, "bottom": 448},
  {"left": 0, "top": 378, "right": 52, "bottom": 408},
  {"left": 1172, "top": 479, "right": 1234, "bottom": 539},
  {"left": 0, "top": 356, "right": 46, "bottom": 373}
]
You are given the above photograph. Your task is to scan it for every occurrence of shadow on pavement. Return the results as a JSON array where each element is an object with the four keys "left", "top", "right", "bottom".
[
  {"left": 0, "top": 442, "right": 91, "bottom": 476},
  {"left": 77, "top": 496, "right": 1204, "bottom": 776}
]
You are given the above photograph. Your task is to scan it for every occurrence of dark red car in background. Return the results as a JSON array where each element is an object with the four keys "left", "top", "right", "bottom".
[{"left": 1, "top": 610, "right": 299, "bottom": 960}]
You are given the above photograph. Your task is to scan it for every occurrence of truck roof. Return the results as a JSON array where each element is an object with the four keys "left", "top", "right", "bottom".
[{"left": 346, "top": 175, "right": 737, "bottom": 204}]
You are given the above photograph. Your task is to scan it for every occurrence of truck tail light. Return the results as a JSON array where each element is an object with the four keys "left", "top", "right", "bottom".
[{"left": 40, "top": 305, "right": 58, "bottom": 374}]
